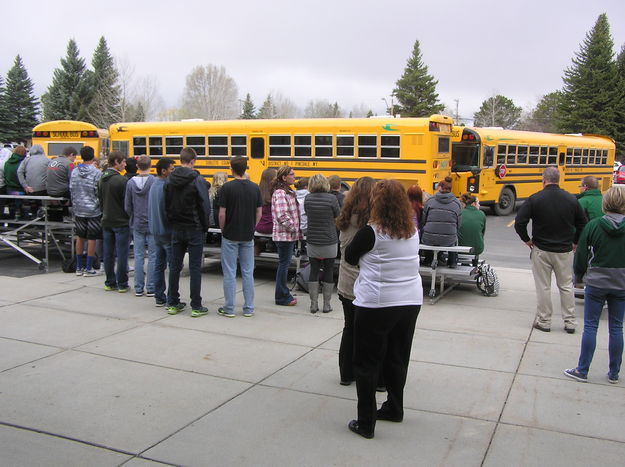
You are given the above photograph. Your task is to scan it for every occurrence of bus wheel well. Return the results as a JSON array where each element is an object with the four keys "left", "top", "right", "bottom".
[{"left": 492, "top": 186, "right": 516, "bottom": 216}]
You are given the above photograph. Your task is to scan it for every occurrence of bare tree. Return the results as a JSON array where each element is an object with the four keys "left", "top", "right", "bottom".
[
  {"left": 273, "top": 92, "right": 300, "bottom": 118},
  {"left": 304, "top": 99, "right": 343, "bottom": 118},
  {"left": 134, "top": 75, "right": 165, "bottom": 121},
  {"left": 180, "top": 65, "right": 238, "bottom": 120},
  {"left": 350, "top": 103, "right": 371, "bottom": 118},
  {"left": 116, "top": 57, "right": 136, "bottom": 121}
]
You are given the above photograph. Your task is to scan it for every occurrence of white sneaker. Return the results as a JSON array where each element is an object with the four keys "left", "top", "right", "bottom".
[
  {"left": 75, "top": 269, "right": 85, "bottom": 276},
  {"left": 83, "top": 269, "right": 102, "bottom": 277}
]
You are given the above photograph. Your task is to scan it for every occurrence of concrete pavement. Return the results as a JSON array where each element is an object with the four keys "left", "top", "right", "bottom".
[{"left": 1, "top": 261, "right": 624, "bottom": 466}]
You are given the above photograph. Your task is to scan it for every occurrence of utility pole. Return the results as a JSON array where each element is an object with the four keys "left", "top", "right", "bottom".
[{"left": 454, "top": 99, "right": 459, "bottom": 124}]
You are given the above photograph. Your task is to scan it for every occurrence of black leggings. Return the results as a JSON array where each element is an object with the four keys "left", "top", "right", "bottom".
[{"left": 309, "top": 257, "right": 334, "bottom": 283}]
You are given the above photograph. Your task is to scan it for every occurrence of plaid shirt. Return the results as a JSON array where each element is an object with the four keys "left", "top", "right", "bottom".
[{"left": 272, "top": 188, "right": 302, "bottom": 241}]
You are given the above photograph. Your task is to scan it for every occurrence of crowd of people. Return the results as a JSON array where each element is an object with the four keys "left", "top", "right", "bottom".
[{"left": 2, "top": 143, "right": 624, "bottom": 439}]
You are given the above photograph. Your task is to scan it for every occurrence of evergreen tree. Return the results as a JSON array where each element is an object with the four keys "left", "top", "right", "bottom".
[
  {"left": 518, "top": 92, "right": 562, "bottom": 133},
  {"left": 366, "top": 109, "right": 374, "bottom": 118},
  {"left": 41, "top": 39, "right": 92, "bottom": 122},
  {"left": 257, "top": 94, "right": 277, "bottom": 119},
  {"left": 558, "top": 13, "right": 617, "bottom": 136},
  {"left": 473, "top": 95, "right": 522, "bottom": 129},
  {"left": 87, "top": 37, "right": 121, "bottom": 128},
  {"left": 614, "top": 44, "right": 625, "bottom": 160},
  {"left": 3, "top": 55, "right": 39, "bottom": 142},
  {"left": 393, "top": 39, "right": 445, "bottom": 117},
  {"left": 240, "top": 93, "right": 256, "bottom": 119},
  {"left": 0, "top": 75, "right": 10, "bottom": 142}
]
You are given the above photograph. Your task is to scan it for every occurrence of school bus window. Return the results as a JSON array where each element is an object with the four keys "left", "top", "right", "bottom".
[
  {"left": 438, "top": 136, "right": 450, "bottom": 154},
  {"left": 548, "top": 147, "right": 558, "bottom": 164},
  {"left": 294, "top": 135, "right": 311, "bottom": 157},
  {"left": 133, "top": 137, "right": 147, "bottom": 156},
  {"left": 165, "top": 136, "right": 183, "bottom": 156},
  {"left": 529, "top": 146, "right": 539, "bottom": 164},
  {"left": 112, "top": 140, "right": 128, "bottom": 157},
  {"left": 380, "top": 135, "right": 400, "bottom": 158},
  {"left": 539, "top": 146, "right": 548, "bottom": 165},
  {"left": 186, "top": 136, "right": 206, "bottom": 156},
  {"left": 507, "top": 145, "right": 517, "bottom": 165},
  {"left": 315, "top": 135, "right": 332, "bottom": 157},
  {"left": 497, "top": 145, "right": 506, "bottom": 164},
  {"left": 208, "top": 136, "right": 228, "bottom": 156},
  {"left": 149, "top": 137, "right": 162, "bottom": 156},
  {"left": 582, "top": 148, "right": 589, "bottom": 165},
  {"left": 231, "top": 135, "right": 247, "bottom": 156},
  {"left": 337, "top": 135, "right": 354, "bottom": 157},
  {"left": 566, "top": 148, "right": 573, "bottom": 165},
  {"left": 573, "top": 148, "right": 581, "bottom": 165},
  {"left": 589, "top": 149, "right": 596, "bottom": 164},
  {"left": 517, "top": 145, "right": 528, "bottom": 164},
  {"left": 269, "top": 135, "right": 291, "bottom": 157},
  {"left": 602, "top": 150, "right": 608, "bottom": 164},
  {"left": 358, "top": 135, "right": 377, "bottom": 158}
]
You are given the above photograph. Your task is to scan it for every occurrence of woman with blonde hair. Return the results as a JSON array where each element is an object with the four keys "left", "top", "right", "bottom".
[
  {"left": 565, "top": 185, "right": 625, "bottom": 384},
  {"left": 304, "top": 174, "right": 340, "bottom": 313},
  {"left": 209, "top": 171, "right": 228, "bottom": 227},
  {"left": 345, "top": 179, "right": 422, "bottom": 439},
  {"left": 336, "top": 176, "right": 375, "bottom": 384},
  {"left": 271, "top": 165, "right": 302, "bottom": 306}
]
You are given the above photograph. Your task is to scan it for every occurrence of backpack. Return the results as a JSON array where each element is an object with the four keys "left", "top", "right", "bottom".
[
  {"left": 295, "top": 262, "right": 311, "bottom": 292},
  {"left": 475, "top": 262, "right": 500, "bottom": 296}
]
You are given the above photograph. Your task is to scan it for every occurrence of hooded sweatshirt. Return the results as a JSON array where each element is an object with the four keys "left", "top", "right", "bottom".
[
  {"left": 574, "top": 213, "right": 625, "bottom": 290},
  {"left": 46, "top": 155, "right": 74, "bottom": 196},
  {"left": 148, "top": 177, "right": 170, "bottom": 237},
  {"left": 164, "top": 166, "right": 211, "bottom": 230},
  {"left": 18, "top": 144, "right": 49, "bottom": 192},
  {"left": 577, "top": 188, "right": 603, "bottom": 221},
  {"left": 3, "top": 151, "right": 27, "bottom": 191},
  {"left": 98, "top": 168, "right": 129, "bottom": 229},
  {"left": 124, "top": 174, "right": 155, "bottom": 233},
  {"left": 422, "top": 191, "right": 462, "bottom": 246},
  {"left": 70, "top": 163, "right": 102, "bottom": 217}
]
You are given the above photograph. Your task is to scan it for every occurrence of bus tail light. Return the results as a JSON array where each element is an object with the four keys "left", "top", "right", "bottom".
[{"left": 433, "top": 160, "right": 439, "bottom": 169}]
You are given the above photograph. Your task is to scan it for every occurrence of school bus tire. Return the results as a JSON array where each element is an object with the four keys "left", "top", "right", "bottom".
[{"left": 493, "top": 187, "right": 515, "bottom": 216}]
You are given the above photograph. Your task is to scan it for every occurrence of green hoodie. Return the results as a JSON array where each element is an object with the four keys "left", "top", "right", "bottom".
[
  {"left": 3, "top": 152, "right": 26, "bottom": 191},
  {"left": 577, "top": 188, "right": 603, "bottom": 221},
  {"left": 98, "top": 168, "right": 129, "bottom": 229},
  {"left": 574, "top": 213, "right": 625, "bottom": 289}
]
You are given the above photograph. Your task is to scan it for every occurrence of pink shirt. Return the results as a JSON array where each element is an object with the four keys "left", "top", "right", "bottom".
[{"left": 271, "top": 188, "right": 302, "bottom": 241}]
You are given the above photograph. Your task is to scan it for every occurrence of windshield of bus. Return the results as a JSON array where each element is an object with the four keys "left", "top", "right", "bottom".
[{"left": 451, "top": 143, "right": 480, "bottom": 171}]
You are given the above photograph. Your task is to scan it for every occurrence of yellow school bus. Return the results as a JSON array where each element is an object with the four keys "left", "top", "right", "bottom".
[
  {"left": 451, "top": 126, "right": 615, "bottom": 215},
  {"left": 32, "top": 120, "right": 110, "bottom": 160},
  {"left": 108, "top": 115, "right": 454, "bottom": 192}
]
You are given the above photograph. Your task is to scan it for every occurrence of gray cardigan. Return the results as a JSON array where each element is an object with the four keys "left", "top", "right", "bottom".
[
  {"left": 421, "top": 191, "right": 462, "bottom": 246},
  {"left": 304, "top": 192, "right": 340, "bottom": 246}
]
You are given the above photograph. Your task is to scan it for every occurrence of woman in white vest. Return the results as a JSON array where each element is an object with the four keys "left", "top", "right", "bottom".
[{"left": 345, "top": 179, "right": 423, "bottom": 439}]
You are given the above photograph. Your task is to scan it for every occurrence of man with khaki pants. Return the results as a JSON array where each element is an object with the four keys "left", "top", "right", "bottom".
[{"left": 514, "top": 166, "right": 587, "bottom": 333}]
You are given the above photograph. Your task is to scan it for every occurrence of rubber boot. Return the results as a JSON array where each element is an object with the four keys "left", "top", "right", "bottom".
[
  {"left": 308, "top": 282, "right": 319, "bottom": 314},
  {"left": 322, "top": 282, "right": 334, "bottom": 313}
]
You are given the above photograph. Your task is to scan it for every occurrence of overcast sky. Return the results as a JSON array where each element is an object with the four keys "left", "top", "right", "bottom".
[{"left": 3, "top": 0, "right": 625, "bottom": 121}]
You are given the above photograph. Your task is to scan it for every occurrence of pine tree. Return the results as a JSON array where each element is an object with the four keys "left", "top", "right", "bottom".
[
  {"left": 240, "top": 93, "right": 256, "bottom": 119},
  {"left": 257, "top": 94, "right": 277, "bottom": 119},
  {"left": 558, "top": 13, "right": 617, "bottom": 136},
  {"left": 517, "top": 92, "right": 562, "bottom": 132},
  {"left": 3, "top": 55, "right": 39, "bottom": 142},
  {"left": 41, "top": 39, "right": 92, "bottom": 122},
  {"left": 393, "top": 39, "right": 445, "bottom": 117},
  {"left": 473, "top": 95, "right": 522, "bottom": 128},
  {"left": 614, "top": 44, "right": 625, "bottom": 160},
  {"left": 87, "top": 37, "right": 121, "bottom": 128},
  {"left": 0, "top": 75, "right": 10, "bottom": 142}
]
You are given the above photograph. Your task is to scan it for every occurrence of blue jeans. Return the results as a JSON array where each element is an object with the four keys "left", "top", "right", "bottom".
[
  {"left": 7, "top": 189, "right": 25, "bottom": 217},
  {"left": 167, "top": 228, "right": 204, "bottom": 309},
  {"left": 577, "top": 285, "right": 625, "bottom": 379},
  {"left": 153, "top": 233, "right": 172, "bottom": 304},
  {"left": 133, "top": 230, "right": 156, "bottom": 294},
  {"left": 103, "top": 226, "right": 130, "bottom": 289},
  {"left": 275, "top": 241, "right": 295, "bottom": 305},
  {"left": 221, "top": 238, "right": 255, "bottom": 314}
]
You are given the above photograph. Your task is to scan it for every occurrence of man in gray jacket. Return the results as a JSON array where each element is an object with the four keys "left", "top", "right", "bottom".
[
  {"left": 17, "top": 144, "right": 48, "bottom": 217},
  {"left": 47, "top": 146, "right": 77, "bottom": 198},
  {"left": 125, "top": 155, "right": 156, "bottom": 296},
  {"left": 69, "top": 146, "right": 103, "bottom": 276}
]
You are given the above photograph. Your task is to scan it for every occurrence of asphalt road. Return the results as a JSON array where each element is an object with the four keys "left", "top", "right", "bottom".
[{"left": 482, "top": 207, "right": 531, "bottom": 270}]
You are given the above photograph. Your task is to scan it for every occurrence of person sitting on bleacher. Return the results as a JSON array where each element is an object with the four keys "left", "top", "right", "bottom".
[
  {"left": 421, "top": 176, "right": 462, "bottom": 268},
  {"left": 458, "top": 193, "right": 486, "bottom": 267}
]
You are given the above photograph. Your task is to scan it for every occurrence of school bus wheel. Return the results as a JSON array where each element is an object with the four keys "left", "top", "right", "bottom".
[{"left": 493, "top": 187, "right": 515, "bottom": 216}]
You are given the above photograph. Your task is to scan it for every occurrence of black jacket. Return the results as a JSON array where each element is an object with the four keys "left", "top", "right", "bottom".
[
  {"left": 514, "top": 184, "right": 587, "bottom": 252},
  {"left": 165, "top": 167, "right": 211, "bottom": 230}
]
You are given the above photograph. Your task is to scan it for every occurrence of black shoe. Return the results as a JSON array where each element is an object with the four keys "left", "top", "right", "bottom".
[
  {"left": 348, "top": 420, "right": 374, "bottom": 439},
  {"left": 377, "top": 408, "right": 403, "bottom": 423},
  {"left": 340, "top": 379, "right": 354, "bottom": 386},
  {"left": 565, "top": 327, "right": 576, "bottom": 334},
  {"left": 376, "top": 385, "right": 386, "bottom": 392},
  {"left": 533, "top": 323, "right": 550, "bottom": 332}
]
